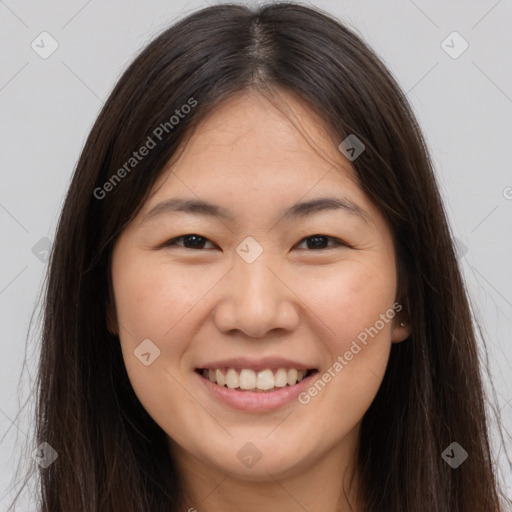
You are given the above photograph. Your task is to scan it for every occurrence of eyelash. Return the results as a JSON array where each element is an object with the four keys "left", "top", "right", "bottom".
[{"left": 162, "top": 234, "right": 349, "bottom": 251}]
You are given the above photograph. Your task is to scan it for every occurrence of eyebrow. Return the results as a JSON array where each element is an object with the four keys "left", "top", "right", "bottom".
[{"left": 142, "top": 196, "right": 369, "bottom": 224}]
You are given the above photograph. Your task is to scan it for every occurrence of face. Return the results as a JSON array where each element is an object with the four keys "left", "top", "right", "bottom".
[{"left": 110, "top": 89, "right": 410, "bottom": 484}]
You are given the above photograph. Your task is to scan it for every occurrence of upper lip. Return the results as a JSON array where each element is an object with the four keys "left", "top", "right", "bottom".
[{"left": 196, "top": 357, "right": 317, "bottom": 372}]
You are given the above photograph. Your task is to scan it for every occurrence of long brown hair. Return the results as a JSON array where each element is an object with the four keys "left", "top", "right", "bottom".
[{"left": 9, "top": 2, "right": 508, "bottom": 510}]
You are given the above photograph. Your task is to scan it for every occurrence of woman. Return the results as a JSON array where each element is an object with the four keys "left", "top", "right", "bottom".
[{"left": 12, "top": 2, "right": 509, "bottom": 511}]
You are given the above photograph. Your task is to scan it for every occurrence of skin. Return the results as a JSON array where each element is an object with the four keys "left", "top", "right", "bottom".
[{"left": 109, "top": 88, "right": 411, "bottom": 512}]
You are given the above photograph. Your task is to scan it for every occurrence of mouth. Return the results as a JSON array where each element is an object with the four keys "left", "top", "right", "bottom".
[
  {"left": 194, "top": 365, "right": 320, "bottom": 412},
  {"left": 195, "top": 367, "right": 318, "bottom": 392}
]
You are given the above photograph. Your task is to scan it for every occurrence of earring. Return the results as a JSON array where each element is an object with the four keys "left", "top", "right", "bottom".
[{"left": 400, "top": 321, "right": 406, "bottom": 327}]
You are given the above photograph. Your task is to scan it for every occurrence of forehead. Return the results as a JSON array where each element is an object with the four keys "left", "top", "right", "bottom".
[
  {"left": 183, "top": 88, "right": 340, "bottom": 158},
  {"left": 145, "top": 89, "right": 364, "bottom": 208}
]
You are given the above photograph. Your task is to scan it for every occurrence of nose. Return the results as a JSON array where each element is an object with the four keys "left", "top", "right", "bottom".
[{"left": 213, "top": 253, "right": 300, "bottom": 338}]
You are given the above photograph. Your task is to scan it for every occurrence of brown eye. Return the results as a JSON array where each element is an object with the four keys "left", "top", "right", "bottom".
[
  {"left": 296, "top": 235, "right": 346, "bottom": 250},
  {"left": 164, "top": 234, "right": 216, "bottom": 250},
  {"left": 161, "top": 234, "right": 348, "bottom": 251}
]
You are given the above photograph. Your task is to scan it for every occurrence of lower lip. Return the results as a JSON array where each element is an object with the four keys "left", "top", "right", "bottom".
[{"left": 195, "top": 370, "right": 318, "bottom": 412}]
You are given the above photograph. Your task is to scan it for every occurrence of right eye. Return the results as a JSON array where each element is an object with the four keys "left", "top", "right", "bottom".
[{"left": 162, "top": 234, "right": 217, "bottom": 250}]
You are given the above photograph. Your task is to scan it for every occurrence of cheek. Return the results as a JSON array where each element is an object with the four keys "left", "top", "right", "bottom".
[
  {"left": 295, "top": 260, "right": 396, "bottom": 420},
  {"left": 113, "top": 255, "right": 213, "bottom": 341},
  {"left": 111, "top": 256, "right": 207, "bottom": 428},
  {"left": 298, "top": 258, "right": 397, "bottom": 348},
  {"left": 111, "top": 256, "right": 188, "bottom": 387},
  {"left": 112, "top": 254, "right": 230, "bottom": 403}
]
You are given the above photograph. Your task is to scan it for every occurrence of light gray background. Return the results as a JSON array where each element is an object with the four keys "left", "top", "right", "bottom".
[{"left": 1, "top": 0, "right": 511, "bottom": 508}]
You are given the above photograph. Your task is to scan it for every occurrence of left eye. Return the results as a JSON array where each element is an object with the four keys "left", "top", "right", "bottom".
[
  {"left": 162, "top": 234, "right": 346, "bottom": 251},
  {"left": 295, "top": 235, "right": 346, "bottom": 250}
]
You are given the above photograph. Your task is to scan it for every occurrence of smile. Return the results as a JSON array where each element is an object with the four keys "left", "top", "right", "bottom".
[
  {"left": 195, "top": 367, "right": 319, "bottom": 412},
  {"left": 197, "top": 367, "right": 315, "bottom": 392}
]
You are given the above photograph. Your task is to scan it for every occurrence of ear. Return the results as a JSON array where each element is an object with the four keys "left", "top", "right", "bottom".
[{"left": 391, "top": 317, "right": 411, "bottom": 343}]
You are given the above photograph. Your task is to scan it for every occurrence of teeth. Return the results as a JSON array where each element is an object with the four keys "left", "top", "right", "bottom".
[
  {"left": 256, "top": 369, "right": 275, "bottom": 390},
  {"left": 215, "top": 369, "right": 225, "bottom": 386},
  {"left": 274, "top": 368, "right": 288, "bottom": 387},
  {"left": 287, "top": 369, "right": 298, "bottom": 386},
  {"left": 202, "top": 367, "right": 310, "bottom": 390},
  {"left": 239, "top": 369, "right": 256, "bottom": 389},
  {"left": 225, "top": 368, "right": 239, "bottom": 389}
]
